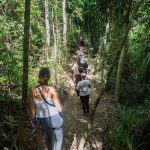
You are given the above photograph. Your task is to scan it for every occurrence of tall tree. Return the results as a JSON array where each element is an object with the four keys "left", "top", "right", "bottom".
[
  {"left": 114, "top": 0, "right": 133, "bottom": 101},
  {"left": 10, "top": 0, "right": 31, "bottom": 149},
  {"left": 53, "top": 0, "right": 59, "bottom": 86},
  {"left": 62, "top": 0, "right": 67, "bottom": 46},
  {"left": 44, "top": 0, "right": 50, "bottom": 62},
  {"left": 22, "top": 0, "right": 31, "bottom": 111}
]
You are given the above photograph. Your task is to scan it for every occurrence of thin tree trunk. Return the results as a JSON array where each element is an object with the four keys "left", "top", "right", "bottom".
[
  {"left": 114, "top": 30, "right": 128, "bottom": 101},
  {"left": 45, "top": 0, "right": 50, "bottom": 62},
  {"left": 62, "top": 0, "right": 67, "bottom": 46},
  {"left": 103, "top": 8, "right": 110, "bottom": 50},
  {"left": 53, "top": 0, "right": 58, "bottom": 86},
  {"left": 101, "top": 8, "right": 110, "bottom": 81},
  {"left": 22, "top": 0, "right": 31, "bottom": 112},
  {"left": 114, "top": 0, "right": 133, "bottom": 101},
  {"left": 106, "top": 23, "right": 131, "bottom": 88}
]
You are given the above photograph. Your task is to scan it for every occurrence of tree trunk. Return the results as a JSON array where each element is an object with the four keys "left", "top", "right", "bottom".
[
  {"left": 22, "top": 0, "right": 31, "bottom": 112},
  {"left": 101, "top": 8, "right": 110, "bottom": 81},
  {"left": 114, "top": 0, "right": 133, "bottom": 101},
  {"left": 114, "top": 31, "right": 128, "bottom": 101},
  {"left": 10, "top": 0, "right": 31, "bottom": 149},
  {"left": 44, "top": 0, "right": 50, "bottom": 62},
  {"left": 62, "top": 0, "right": 67, "bottom": 46},
  {"left": 106, "top": 23, "right": 131, "bottom": 87},
  {"left": 53, "top": 0, "right": 58, "bottom": 86},
  {"left": 103, "top": 8, "right": 110, "bottom": 50}
]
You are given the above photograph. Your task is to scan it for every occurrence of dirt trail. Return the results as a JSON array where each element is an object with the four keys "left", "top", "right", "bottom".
[{"left": 62, "top": 73, "right": 119, "bottom": 150}]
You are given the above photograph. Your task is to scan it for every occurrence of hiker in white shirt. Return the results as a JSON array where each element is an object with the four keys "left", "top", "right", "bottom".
[{"left": 76, "top": 73, "right": 91, "bottom": 115}]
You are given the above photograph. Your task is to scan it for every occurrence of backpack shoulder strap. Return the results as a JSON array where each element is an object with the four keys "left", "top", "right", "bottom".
[{"left": 36, "top": 85, "right": 55, "bottom": 107}]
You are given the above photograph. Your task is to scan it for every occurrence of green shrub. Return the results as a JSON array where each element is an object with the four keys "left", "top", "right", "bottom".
[{"left": 111, "top": 99, "right": 150, "bottom": 149}]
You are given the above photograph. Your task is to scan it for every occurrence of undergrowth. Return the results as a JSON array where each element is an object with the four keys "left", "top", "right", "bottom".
[{"left": 111, "top": 99, "right": 150, "bottom": 150}]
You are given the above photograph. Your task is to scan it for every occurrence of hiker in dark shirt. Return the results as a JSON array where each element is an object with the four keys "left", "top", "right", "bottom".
[
  {"left": 80, "top": 36, "right": 85, "bottom": 47},
  {"left": 78, "top": 57, "right": 88, "bottom": 75},
  {"left": 74, "top": 66, "right": 83, "bottom": 96}
]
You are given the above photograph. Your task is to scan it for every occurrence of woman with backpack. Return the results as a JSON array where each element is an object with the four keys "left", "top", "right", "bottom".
[{"left": 29, "top": 67, "right": 63, "bottom": 150}]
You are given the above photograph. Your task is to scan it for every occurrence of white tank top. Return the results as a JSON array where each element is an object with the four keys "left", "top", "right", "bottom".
[{"left": 33, "top": 97, "right": 59, "bottom": 118}]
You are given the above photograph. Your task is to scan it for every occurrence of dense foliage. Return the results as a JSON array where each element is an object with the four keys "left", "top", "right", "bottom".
[{"left": 0, "top": 0, "right": 149, "bottom": 149}]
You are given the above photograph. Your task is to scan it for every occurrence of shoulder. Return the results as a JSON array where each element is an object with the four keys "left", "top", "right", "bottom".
[
  {"left": 86, "top": 80, "right": 90, "bottom": 83},
  {"left": 29, "top": 86, "right": 37, "bottom": 97},
  {"left": 77, "top": 80, "right": 82, "bottom": 85},
  {"left": 29, "top": 86, "right": 36, "bottom": 93},
  {"left": 49, "top": 86, "right": 58, "bottom": 94},
  {"left": 78, "top": 80, "right": 83, "bottom": 85}
]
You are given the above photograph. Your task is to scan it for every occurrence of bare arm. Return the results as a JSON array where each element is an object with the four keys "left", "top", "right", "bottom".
[
  {"left": 51, "top": 87, "right": 63, "bottom": 112},
  {"left": 29, "top": 88, "right": 36, "bottom": 118},
  {"left": 76, "top": 82, "right": 80, "bottom": 90},
  {"left": 74, "top": 74, "right": 77, "bottom": 83},
  {"left": 89, "top": 80, "right": 91, "bottom": 88}
]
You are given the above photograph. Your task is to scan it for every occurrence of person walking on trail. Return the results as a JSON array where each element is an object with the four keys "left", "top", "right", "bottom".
[
  {"left": 76, "top": 73, "right": 91, "bottom": 115},
  {"left": 76, "top": 47, "right": 84, "bottom": 63},
  {"left": 76, "top": 37, "right": 86, "bottom": 63},
  {"left": 79, "top": 36, "right": 85, "bottom": 47},
  {"left": 29, "top": 67, "right": 63, "bottom": 150},
  {"left": 74, "top": 66, "right": 83, "bottom": 96},
  {"left": 78, "top": 57, "right": 88, "bottom": 75}
]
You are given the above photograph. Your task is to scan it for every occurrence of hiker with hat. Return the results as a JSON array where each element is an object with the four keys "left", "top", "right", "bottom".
[{"left": 76, "top": 73, "right": 91, "bottom": 115}]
